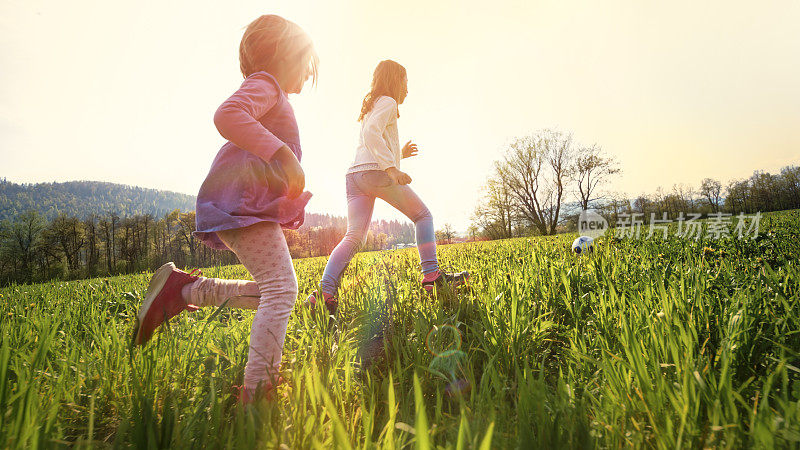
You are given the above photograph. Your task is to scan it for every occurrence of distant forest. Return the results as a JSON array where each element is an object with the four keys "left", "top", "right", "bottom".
[
  {"left": 0, "top": 180, "right": 415, "bottom": 286},
  {"left": 0, "top": 179, "right": 196, "bottom": 222}
]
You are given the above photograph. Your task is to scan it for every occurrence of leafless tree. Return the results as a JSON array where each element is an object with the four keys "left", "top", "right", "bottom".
[
  {"left": 466, "top": 224, "right": 479, "bottom": 241},
  {"left": 496, "top": 130, "right": 575, "bottom": 235},
  {"left": 170, "top": 210, "right": 198, "bottom": 266},
  {"left": 700, "top": 178, "right": 722, "bottom": 212},
  {"left": 43, "top": 214, "right": 85, "bottom": 274},
  {"left": 725, "top": 180, "right": 749, "bottom": 214},
  {"left": 442, "top": 224, "right": 455, "bottom": 244},
  {"left": 472, "top": 175, "right": 515, "bottom": 239},
  {"left": 574, "top": 145, "right": 620, "bottom": 210},
  {"left": 599, "top": 191, "right": 631, "bottom": 226},
  {"left": 633, "top": 195, "right": 651, "bottom": 215},
  {"left": 83, "top": 215, "right": 99, "bottom": 276},
  {"left": 781, "top": 166, "right": 800, "bottom": 202},
  {"left": 0, "top": 210, "right": 45, "bottom": 282},
  {"left": 672, "top": 183, "right": 695, "bottom": 213}
]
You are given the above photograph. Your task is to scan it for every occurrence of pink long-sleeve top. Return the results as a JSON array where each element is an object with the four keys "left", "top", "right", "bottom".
[{"left": 194, "top": 71, "right": 312, "bottom": 251}]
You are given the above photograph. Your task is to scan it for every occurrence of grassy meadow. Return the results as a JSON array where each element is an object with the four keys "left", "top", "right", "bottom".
[{"left": 1, "top": 210, "right": 799, "bottom": 448}]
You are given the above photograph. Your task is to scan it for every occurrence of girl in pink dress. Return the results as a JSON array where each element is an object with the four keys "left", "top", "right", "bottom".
[{"left": 132, "top": 15, "right": 317, "bottom": 403}]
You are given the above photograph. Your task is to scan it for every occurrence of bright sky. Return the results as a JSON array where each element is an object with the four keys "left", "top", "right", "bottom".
[{"left": 2, "top": 0, "right": 799, "bottom": 231}]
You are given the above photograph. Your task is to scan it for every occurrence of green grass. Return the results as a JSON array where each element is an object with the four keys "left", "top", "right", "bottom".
[{"left": 1, "top": 210, "right": 799, "bottom": 448}]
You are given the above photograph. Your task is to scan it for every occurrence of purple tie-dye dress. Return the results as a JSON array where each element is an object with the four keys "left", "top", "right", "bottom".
[{"left": 194, "top": 71, "right": 312, "bottom": 251}]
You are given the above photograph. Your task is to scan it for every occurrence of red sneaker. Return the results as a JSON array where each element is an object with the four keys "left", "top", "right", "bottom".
[
  {"left": 132, "top": 262, "right": 201, "bottom": 346},
  {"left": 305, "top": 290, "right": 338, "bottom": 315},
  {"left": 422, "top": 270, "right": 470, "bottom": 293}
]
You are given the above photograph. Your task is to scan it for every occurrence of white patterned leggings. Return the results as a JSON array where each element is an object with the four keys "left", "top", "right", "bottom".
[{"left": 186, "top": 221, "right": 297, "bottom": 390}]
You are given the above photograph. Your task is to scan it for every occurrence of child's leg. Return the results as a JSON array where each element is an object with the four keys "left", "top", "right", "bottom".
[
  {"left": 373, "top": 183, "right": 439, "bottom": 275},
  {"left": 184, "top": 277, "right": 260, "bottom": 309},
  {"left": 217, "top": 222, "right": 298, "bottom": 390},
  {"left": 319, "top": 193, "right": 375, "bottom": 295},
  {"left": 177, "top": 229, "right": 260, "bottom": 309}
]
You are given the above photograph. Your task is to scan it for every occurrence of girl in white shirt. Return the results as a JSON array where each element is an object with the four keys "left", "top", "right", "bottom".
[{"left": 308, "top": 60, "right": 468, "bottom": 314}]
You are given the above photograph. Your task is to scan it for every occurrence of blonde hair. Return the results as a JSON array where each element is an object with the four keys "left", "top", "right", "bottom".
[
  {"left": 359, "top": 60, "right": 406, "bottom": 121},
  {"left": 239, "top": 15, "right": 319, "bottom": 84}
]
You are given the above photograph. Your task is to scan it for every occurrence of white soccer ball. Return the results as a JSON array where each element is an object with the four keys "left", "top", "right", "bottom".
[{"left": 571, "top": 236, "right": 594, "bottom": 255}]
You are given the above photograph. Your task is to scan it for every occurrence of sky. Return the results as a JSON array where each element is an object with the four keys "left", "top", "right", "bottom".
[{"left": 1, "top": 0, "right": 798, "bottom": 232}]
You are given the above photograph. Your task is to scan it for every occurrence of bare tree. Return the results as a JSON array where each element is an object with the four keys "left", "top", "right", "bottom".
[
  {"left": 574, "top": 145, "right": 620, "bottom": 210},
  {"left": 547, "top": 133, "right": 573, "bottom": 234},
  {"left": 496, "top": 130, "right": 575, "bottom": 235},
  {"left": 442, "top": 224, "right": 455, "bottom": 244},
  {"left": 781, "top": 166, "right": 800, "bottom": 206},
  {"left": 700, "top": 178, "right": 722, "bottom": 212},
  {"left": 633, "top": 195, "right": 651, "bottom": 216},
  {"left": 472, "top": 175, "right": 515, "bottom": 239},
  {"left": 0, "top": 210, "right": 45, "bottom": 282},
  {"left": 435, "top": 224, "right": 456, "bottom": 244},
  {"left": 602, "top": 192, "right": 631, "bottom": 226},
  {"left": 83, "top": 215, "right": 99, "bottom": 276},
  {"left": 466, "top": 224, "right": 479, "bottom": 241},
  {"left": 43, "top": 214, "right": 85, "bottom": 275},
  {"left": 98, "top": 217, "right": 113, "bottom": 273},
  {"left": 652, "top": 183, "right": 695, "bottom": 218},
  {"left": 174, "top": 211, "right": 198, "bottom": 266},
  {"left": 725, "top": 180, "right": 749, "bottom": 214}
]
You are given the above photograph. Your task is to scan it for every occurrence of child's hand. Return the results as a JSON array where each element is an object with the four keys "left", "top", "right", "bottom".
[
  {"left": 271, "top": 146, "right": 305, "bottom": 199},
  {"left": 386, "top": 167, "right": 412, "bottom": 185},
  {"left": 402, "top": 140, "right": 418, "bottom": 159}
]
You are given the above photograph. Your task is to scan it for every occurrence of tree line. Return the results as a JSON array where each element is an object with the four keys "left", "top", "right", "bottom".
[
  {"left": 0, "top": 179, "right": 196, "bottom": 222},
  {"left": 472, "top": 129, "right": 800, "bottom": 239},
  {"left": 0, "top": 210, "right": 415, "bottom": 287}
]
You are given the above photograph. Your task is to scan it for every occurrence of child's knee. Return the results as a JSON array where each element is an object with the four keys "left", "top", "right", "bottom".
[
  {"left": 257, "top": 275, "right": 298, "bottom": 306},
  {"left": 414, "top": 206, "right": 432, "bottom": 224},
  {"left": 285, "top": 276, "right": 299, "bottom": 298},
  {"left": 344, "top": 229, "right": 367, "bottom": 247},
  {"left": 277, "top": 275, "right": 299, "bottom": 301}
]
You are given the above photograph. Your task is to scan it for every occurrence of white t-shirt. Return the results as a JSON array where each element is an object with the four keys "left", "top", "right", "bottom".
[{"left": 348, "top": 95, "right": 401, "bottom": 174}]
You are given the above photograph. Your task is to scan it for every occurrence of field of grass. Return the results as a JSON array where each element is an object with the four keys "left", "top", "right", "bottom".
[{"left": 1, "top": 210, "right": 799, "bottom": 448}]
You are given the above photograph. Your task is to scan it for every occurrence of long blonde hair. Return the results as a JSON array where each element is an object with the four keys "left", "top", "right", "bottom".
[
  {"left": 358, "top": 60, "right": 406, "bottom": 121},
  {"left": 239, "top": 15, "right": 319, "bottom": 84}
]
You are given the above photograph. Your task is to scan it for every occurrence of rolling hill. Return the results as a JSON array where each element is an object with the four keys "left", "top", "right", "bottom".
[{"left": 0, "top": 179, "right": 196, "bottom": 221}]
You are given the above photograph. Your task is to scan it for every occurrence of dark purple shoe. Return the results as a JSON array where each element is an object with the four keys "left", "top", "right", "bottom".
[
  {"left": 305, "top": 290, "right": 338, "bottom": 315},
  {"left": 422, "top": 270, "right": 470, "bottom": 293}
]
